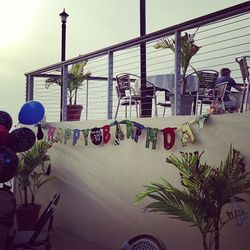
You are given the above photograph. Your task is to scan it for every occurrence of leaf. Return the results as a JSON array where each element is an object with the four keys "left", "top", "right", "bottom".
[{"left": 36, "top": 177, "right": 56, "bottom": 189}]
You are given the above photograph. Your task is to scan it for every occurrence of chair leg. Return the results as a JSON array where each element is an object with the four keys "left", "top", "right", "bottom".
[
  {"left": 125, "top": 106, "right": 127, "bottom": 119},
  {"left": 163, "top": 107, "right": 166, "bottom": 117},
  {"left": 114, "top": 101, "right": 120, "bottom": 119},
  {"left": 135, "top": 102, "right": 139, "bottom": 118},
  {"left": 200, "top": 101, "right": 203, "bottom": 115},
  {"left": 129, "top": 97, "right": 132, "bottom": 118}
]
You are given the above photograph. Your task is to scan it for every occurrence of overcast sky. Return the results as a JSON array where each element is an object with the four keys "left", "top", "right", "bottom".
[{"left": 0, "top": 0, "right": 246, "bottom": 124}]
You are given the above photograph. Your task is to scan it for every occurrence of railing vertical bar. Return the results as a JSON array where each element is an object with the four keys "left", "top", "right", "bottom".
[
  {"left": 26, "top": 75, "right": 34, "bottom": 101},
  {"left": 62, "top": 65, "right": 68, "bottom": 121},
  {"left": 86, "top": 78, "right": 89, "bottom": 120},
  {"left": 108, "top": 51, "right": 114, "bottom": 119},
  {"left": 174, "top": 30, "right": 182, "bottom": 116}
]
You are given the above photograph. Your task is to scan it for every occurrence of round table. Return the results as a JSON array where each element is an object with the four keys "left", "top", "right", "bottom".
[{"left": 134, "top": 73, "right": 199, "bottom": 94}]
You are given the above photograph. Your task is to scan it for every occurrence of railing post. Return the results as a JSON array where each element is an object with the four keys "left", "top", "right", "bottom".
[
  {"left": 107, "top": 51, "right": 114, "bottom": 119},
  {"left": 174, "top": 30, "right": 182, "bottom": 116},
  {"left": 26, "top": 75, "right": 34, "bottom": 101},
  {"left": 85, "top": 78, "right": 89, "bottom": 120},
  {"left": 62, "top": 65, "right": 68, "bottom": 121}
]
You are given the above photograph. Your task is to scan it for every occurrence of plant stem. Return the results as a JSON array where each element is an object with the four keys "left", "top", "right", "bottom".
[
  {"left": 18, "top": 184, "right": 23, "bottom": 204},
  {"left": 74, "top": 88, "right": 77, "bottom": 105},
  {"left": 214, "top": 218, "right": 220, "bottom": 250},
  {"left": 24, "top": 186, "right": 28, "bottom": 204},
  {"left": 202, "top": 233, "right": 208, "bottom": 250}
]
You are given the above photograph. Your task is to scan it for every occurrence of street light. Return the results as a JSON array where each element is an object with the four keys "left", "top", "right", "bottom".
[
  {"left": 59, "top": 8, "right": 69, "bottom": 61},
  {"left": 59, "top": 9, "right": 69, "bottom": 121}
]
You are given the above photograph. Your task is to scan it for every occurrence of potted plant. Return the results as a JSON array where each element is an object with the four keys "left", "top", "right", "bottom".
[
  {"left": 154, "top": 31, "right": 201, "bottom": 81},
  {"left": 15, "top": 139, "right": 56, "bottom": 230},
  {"left": 154, "top": 32, "right": 201, "bottom": 115},
  {"left": 45, "top": 61, "right": 91, "bottom": 121},
  {"left": 135, "top": 146, "right": 250, "bottom": 250}
]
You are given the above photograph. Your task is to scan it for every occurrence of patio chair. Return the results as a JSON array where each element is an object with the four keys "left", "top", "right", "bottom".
[
  {"left": 187, "top": 70, "right": 219, "bottom": 114},
  {"left": 12, "top": 193, "right": 60, "bottom": 250},
  {"left": 157, "top": 90, "right": 171, "bottom": 116},
  {"left": 121, "top": 233, "right": 167, "bottom": 250},
  {"left": 201, "top": 82, "right": 228, "bottom": 109},
  {"left": 115, "top": 73, "right": 158, "bottom": 119},
  {"left": 235, "top": 56, "right": 250, "bottom": 112}
]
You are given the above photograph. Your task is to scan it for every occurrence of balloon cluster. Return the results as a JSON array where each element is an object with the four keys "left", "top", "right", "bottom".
[{"left": 0, "top": 101, "right": 45, "bottom": 183}]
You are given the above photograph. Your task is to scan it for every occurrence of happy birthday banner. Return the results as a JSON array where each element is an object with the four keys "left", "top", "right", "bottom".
[{"left": 45, "top": 114, "right": 209, "bottom": 150}]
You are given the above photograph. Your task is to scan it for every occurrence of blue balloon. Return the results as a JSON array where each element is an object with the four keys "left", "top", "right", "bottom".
[{"left": 18, "top": 101, "right": 45, "bottom": 125}]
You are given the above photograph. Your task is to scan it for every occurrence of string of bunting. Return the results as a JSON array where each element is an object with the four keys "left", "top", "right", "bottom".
[{"left": 45, "top": 114, "right": 209, "bottom": 150}]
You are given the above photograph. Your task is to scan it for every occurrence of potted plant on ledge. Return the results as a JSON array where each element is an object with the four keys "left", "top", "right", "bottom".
[
  {"left": 46, "top": 61, "right": 91, "bottom": 121},
  {"left": 15, "top": 139, "right": 56, "bottom": 230}
]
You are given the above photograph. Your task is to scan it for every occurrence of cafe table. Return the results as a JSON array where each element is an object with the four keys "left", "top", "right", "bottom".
[{"left": 134, "top": 74, "right": 199, "bottom": 115}]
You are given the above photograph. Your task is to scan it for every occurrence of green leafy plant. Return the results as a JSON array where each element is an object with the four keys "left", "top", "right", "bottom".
[
  {"left": 135, "top": 146, "right": 250, "bottom": 250},
  {"left": 154, "top": 32, "right": 201, "bottom": 79},
  {"left": 45, "top": 61, "right": 91, "bottom": 105},
  {"left": 16, "top": 139, "right": 56, "bottom": 206}
]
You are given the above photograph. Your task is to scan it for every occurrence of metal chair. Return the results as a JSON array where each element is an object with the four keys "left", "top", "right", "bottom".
[
  {"left": 12, "top": 193, "right": 60, "bottom": 250},
  {"left": 121, "top": 234, "right": 166, "bottom": 250},
  {"left": 115, "top": 73, "right": 158, "bottom": 119},
  {"left": 157, "top": 90, "right": 171, "bottom": 117},
  {"left": 187, "top": 70, "right": 219, "bottom": 114},
  {"left": 235, "top": 56, "right": 250, "bottom": 112}
]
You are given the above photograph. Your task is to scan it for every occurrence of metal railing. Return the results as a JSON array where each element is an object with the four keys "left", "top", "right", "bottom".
[{"left": 25, "top": 2, "right": 250, "bottom": 122}]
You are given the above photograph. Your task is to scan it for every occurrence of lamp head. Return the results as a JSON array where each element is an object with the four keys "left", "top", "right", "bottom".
[{"left": 59, "top": 8, "right": 69, "bottom": 23}]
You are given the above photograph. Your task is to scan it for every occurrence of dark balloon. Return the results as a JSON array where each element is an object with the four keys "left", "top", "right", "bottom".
[
  {"left": 0, "top": 111, "right": 13, "bottom": 130},
  {"left": 8, "top": 127, "right": 36, "bottom": 153},
  {"left": 18, "top": 101, "right": 45, "bottom": 125},
  {"left": 0, "top": 125, "right": 9, "bottom": 145},
  {"left": 0, "top": 147, "right": 18, "bottom": 183}
]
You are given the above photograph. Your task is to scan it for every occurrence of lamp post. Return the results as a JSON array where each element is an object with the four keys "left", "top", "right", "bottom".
[
  {"left": 59, "top": 8, "right": 69, "bottom": 61},
  {"left": 59, "top": 9, "right": 69, "bottom": 121},
  {"left": 140, "top": 0, "right": 151, "bottom": 117}
]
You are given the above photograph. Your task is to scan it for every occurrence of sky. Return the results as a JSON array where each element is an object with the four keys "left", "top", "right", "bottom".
[{"left": 0, "top": 0, "right": 247, "bottom": 124}]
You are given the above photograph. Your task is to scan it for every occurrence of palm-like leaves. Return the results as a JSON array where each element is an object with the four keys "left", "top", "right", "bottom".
[
  {"left": 45, "top": 61, "right": 91, "bottom": 105},
  {"left": 154, "top": 32, "right": 201, "bottom": 78},
  {"left": 17, "top": 139, "right": 56, "bottom": 205},
  {"left": 135, "top": 147, "right": 250, "bottom": 250}
]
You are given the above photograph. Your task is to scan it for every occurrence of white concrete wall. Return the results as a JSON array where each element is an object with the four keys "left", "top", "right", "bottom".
[{"left": 37, "top": 113, "right": 250, "bottom": 250}]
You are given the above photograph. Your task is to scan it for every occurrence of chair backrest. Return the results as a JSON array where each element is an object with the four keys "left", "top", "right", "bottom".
[
  {"left": 29, "top": 205, "right": 54, "bottom": 244},
  {"left": 121, "top": 234, "right": 166, "bottom": 250},
  {"left": 196, "top": 70, "right": 219, "bottom": 91},
  {"left": 116, "top": 74, "right": 133, "bottom": 98},
  {"left": 37, "top": 192, "right": 60, "bottom": 223},
  {"left": 236, "top": 56, "right": 250, "bottom": 83},
  {"left": 214, "top": 82, "right": 228, "bottom": 101},
  {"left": 235, "top": 56, "right": 250, "bottom": 112},
  {"left": 29, "top": 193, "right": 60, "bottom": 244}
]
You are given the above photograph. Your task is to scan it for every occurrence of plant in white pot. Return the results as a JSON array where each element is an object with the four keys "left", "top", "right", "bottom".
[
  {"left": 15, "top": 139, "right": 56, "bottom": 230},
  {"left": 46, "top": 61, "right": 91, "bottom": 121},
  {"left": 135, "top": 146, "right": 250, "bottom": 250}
]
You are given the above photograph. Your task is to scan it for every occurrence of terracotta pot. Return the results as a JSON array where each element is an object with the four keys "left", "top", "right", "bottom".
[
  {"left": 16, "top": 204, "right": 41, "bottom": 230},
  {"left": 67, "top": 105, "right": 83, "bottom": 121}
]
